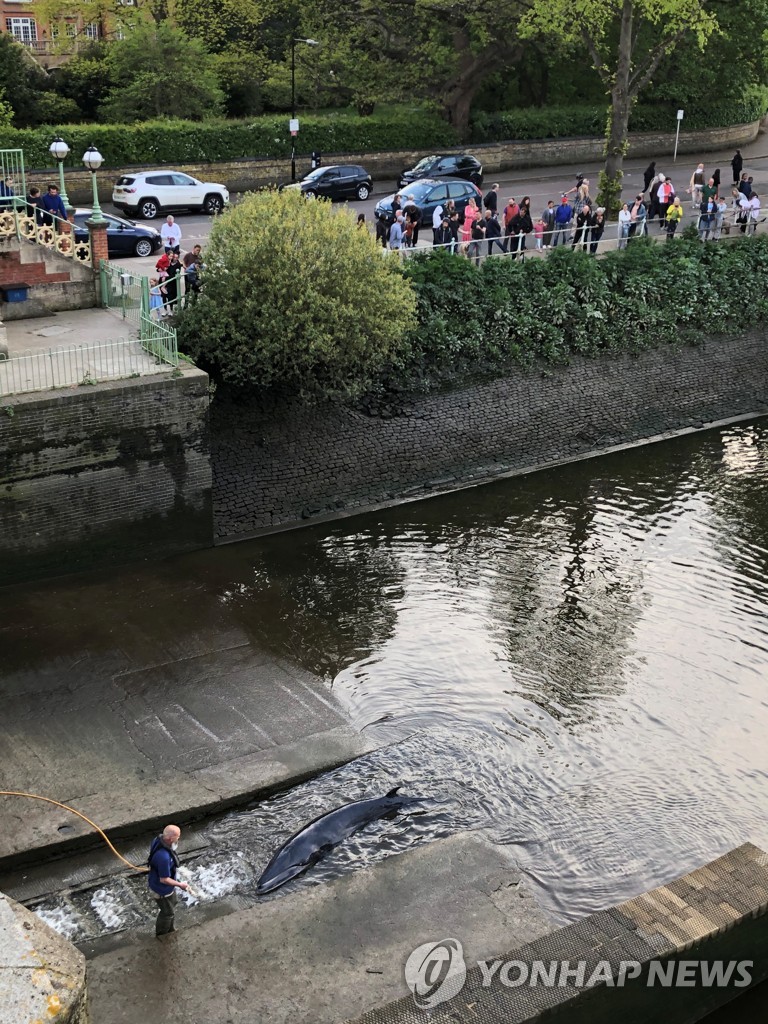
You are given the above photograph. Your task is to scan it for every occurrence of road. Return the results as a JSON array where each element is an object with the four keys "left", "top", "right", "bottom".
[{"left": 106, "top": 139, "right": 767, "bottom": 275}]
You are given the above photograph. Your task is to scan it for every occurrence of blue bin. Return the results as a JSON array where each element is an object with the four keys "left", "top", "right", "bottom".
[{"left": 2, "top": 284, "right": 30, "bottom": 303}]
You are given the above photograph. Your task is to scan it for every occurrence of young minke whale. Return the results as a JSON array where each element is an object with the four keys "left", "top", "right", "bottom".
[{"left": 257, "top": 787, "right": 417, "bottom": 894}]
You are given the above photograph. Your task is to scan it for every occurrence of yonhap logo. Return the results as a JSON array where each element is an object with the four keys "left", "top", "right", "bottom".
[{"left": 404, "top": 938, "right": 467, "bottom": 1009}]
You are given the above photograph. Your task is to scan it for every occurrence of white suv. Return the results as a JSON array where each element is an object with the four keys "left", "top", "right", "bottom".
[{"left": 112, "top": 171, "right": 230, "bottom": 220}]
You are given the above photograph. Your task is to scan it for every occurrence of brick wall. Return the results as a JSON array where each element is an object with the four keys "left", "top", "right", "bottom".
[
  {"left": 0, "top": 368, "right": 212, "bottom": 585},
  {"left": 0, "top": 238, "right": 98, "bottom": 319},
  {"left": 32, "top": 120, "right": 762, "bottom": 205},
  {"left": 212, "top": 331, "right": 768, "bottom": 540}
]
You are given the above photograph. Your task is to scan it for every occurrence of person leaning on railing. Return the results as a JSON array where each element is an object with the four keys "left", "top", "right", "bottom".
[
  {"left": 40, "top": 184, "right": 68, "bottom": 231},
  {"left": 25, "top": 186, "right": 44, "bottom": 226}
]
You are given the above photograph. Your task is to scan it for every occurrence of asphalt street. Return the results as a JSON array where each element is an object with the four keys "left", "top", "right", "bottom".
[{"left": 108, "top": 138, "right": 768, "bottom": 275}]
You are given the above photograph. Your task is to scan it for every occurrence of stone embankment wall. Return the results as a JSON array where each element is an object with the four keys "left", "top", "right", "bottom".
[
  {"left": 34, "top": 120, "right": 761, "bottom": 205},
  {"left": 0, "top": 368, "right": 212, "bottom": 585},
  {"left": 212, "top": 331, "right": 768, "bottom": 541},
  {"left": 0, "top": 891, "right": 88, "bottom": 1024}
]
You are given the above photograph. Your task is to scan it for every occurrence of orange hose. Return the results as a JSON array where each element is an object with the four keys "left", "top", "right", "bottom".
[{"left": 0, "top": 790, "right": 148, "bottom": 873}]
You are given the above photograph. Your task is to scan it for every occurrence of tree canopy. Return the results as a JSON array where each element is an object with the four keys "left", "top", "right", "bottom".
[{"left": 520, "top": 0, "right": 718, "bottom": 210}]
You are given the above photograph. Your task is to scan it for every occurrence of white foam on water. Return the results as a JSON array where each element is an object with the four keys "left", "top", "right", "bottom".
[
  {"left": 34, "top": 902, "right": 81, "bottom": 941},
  {"left": 180, "top": 857, "right": 250, "bottom": 902},
  {"left": 90, "top": 888, "right": 126, "bottom": 930}
]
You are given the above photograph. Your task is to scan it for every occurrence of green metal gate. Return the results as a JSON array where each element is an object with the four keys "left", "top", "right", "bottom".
[
  {"left": 0, "top": 148, "right": 26, "bottom": 210},
  {"left": 100, "top": 261, "right": 147, "bottom": 328},
  {"left": 99, "top": 260, "right": 178, "bottom": 366}
]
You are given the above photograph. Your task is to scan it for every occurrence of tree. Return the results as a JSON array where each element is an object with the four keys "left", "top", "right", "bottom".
[
  {"left": 52, "top": 44, "right": 112, "bottom": 121},
  {"left": 302, "top": 0, "right": 528, "bottom": 136},
  {"left": 0, "top": 34, "right": 52, "bottom": 127},
  {"left": 520, "top": 0, "right": 717, "bottom": 212},
  {"left": 178, "top": 189, "right": 418, "bottom": 401},
  {"left": 100, "top": 24, "right": 224, "bottom": 122}
]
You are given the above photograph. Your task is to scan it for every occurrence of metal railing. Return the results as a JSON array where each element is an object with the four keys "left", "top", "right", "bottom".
[
  {"left": 0, "top": 149, "right": 26, "bottom": 210},
  {"left": 383, "top": 203, "right": 763, "bottom": 262},
  {"left": 0, "top": 338, "right": 172, "bottom": 398},
  {"left": 100, "top": 260, "right": 180, "bottom": 365},
  {"left": 140, "top": 313, "right": 179, "bottom": 366}
]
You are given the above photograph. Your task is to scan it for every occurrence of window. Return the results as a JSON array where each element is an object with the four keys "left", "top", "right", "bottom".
[
  {"left": 429, "top": 185, "right": 448, "bottom": 202},
  {"left": 436, "top": 158, "right": 457, "bottom": 173},
  {"left": 85, "top": 22, "right": 100, "bottom": 39},
  {"left": 145, "top": 175, "right": 174, "bottom": 186},
  {"left": 447, "top": 182, "right": 469, "bottom": 199},
  {"left": 171, "top": 174, "right": 196, "bottom": 186},
  {"left": 5, "top": 17, "right": 37, "bottom": 42},
  {"left": 66, "top": 22, "right": 77, "bottom": 37}
]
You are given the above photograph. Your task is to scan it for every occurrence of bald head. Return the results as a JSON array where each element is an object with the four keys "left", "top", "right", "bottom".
[{"left": 162, "top": 824, "right": 181, "bottom": 844}]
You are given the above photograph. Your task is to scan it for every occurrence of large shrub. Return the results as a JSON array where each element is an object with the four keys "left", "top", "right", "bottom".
[{"left": 178, "top": 189, "right": 417, "bottom": 400}]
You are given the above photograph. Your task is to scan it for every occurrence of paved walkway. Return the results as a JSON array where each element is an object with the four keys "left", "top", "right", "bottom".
[
  {"left": 87, "top": 834, "right": 554, "bottom": 1024},
  {"left": 0, "top": 554, "right": 371, "bottom": 866}
]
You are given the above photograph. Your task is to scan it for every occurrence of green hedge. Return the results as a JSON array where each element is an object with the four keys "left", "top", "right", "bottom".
[
  {"left": 0, "top": 111, "right": 456, "bottom": 170},
  {"left": 470, "top": 97, "right": 767, "bottom": 143},
  {"left": 389, "top": 234, "right": 768, "bottom": 394},
  {"left": 0, "top": 95, "right": 762, "bottom": 169}
]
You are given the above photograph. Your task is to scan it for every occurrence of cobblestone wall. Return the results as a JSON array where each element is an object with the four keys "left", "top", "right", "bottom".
[
  {"left": 0, "top": 368, "right": 212, "bottom": 585},
  {"left": 212, "top": 332, "right": 768, "bottom": 540}
]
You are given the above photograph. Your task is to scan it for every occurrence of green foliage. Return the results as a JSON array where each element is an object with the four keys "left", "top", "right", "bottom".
[
  {"left": 35, "top": 92, "right": 83, "bottom": 125},
  {"left": 52, "top": 46, "right": 112, "bottom": 121},
  {"left": 395, "top": 236, "right": 768, "bottom": 394},
  {"left": 0, "top": 35, "right": 51, "bottom": 127},
  {"left": 471, "top": 97, "right": 768, "bottom": 143},
  {"left": 100, "top": 24, "right": 224, "bottom": 122},
  {"left": 596, "top": 170, "right": 623, "bottom": 217},
  {"left": 2, "top": 92, "right": 763, "bottom": 169},
  {"left": 212, "top": 49, "right": 264, "bottom": 118},
  {"left": 0, "top": 90, "right": 13, "bottom": 130},
  {"left": 0, "top": 109, "right": 456, "bottom": 167},
  {"left": 177, "top": 189, "right": 417, "bottom": 400}
]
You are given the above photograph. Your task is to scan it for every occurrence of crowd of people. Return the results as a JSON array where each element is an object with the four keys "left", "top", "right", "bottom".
[
  {"left": 149, "top": 215, "right": 205, "bottom": 319},
  {"left": 374, "top": 149, "right": 762, "bottom": 260}
]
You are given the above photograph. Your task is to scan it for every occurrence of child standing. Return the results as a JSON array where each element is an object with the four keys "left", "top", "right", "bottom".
[
  {"left": 533, "top": 218, "right": 545, "bottom": 250},
  {"left": 149, "top": 278, "right": 165, "bottom": 321}
]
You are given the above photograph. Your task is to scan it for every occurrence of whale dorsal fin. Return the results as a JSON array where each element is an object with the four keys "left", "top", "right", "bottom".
[{"left": 386, "top": 786, "right": 401, "bottom": 797}]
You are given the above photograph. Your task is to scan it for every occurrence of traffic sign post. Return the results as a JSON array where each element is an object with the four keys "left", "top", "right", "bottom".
[{"left": 674, "top": 109, "right": 684, "bottom": 163}]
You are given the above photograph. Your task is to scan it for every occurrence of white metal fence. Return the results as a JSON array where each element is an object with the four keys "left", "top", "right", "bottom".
[{"left": 0, "top": 338, "right": 174, "bottom": 398}]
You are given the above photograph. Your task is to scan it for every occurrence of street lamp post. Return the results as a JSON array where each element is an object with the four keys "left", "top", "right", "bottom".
[
  {"left": 82, "top": 145, "right": 105, "bottom": 222},
  {"left": 49, "top": 136, "right": 71, "bottom": 210},
  {"left": 290, "top": 37, "right": 319, "bottom": 182}
]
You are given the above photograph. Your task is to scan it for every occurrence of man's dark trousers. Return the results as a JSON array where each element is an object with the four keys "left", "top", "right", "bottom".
[{"left": 155, "top": 893, "right": 177, "bottom": 936}]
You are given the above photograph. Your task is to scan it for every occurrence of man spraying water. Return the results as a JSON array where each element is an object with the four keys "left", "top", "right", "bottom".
[{"left": 147, "top": 824, "right": 189, "bottom": 937}]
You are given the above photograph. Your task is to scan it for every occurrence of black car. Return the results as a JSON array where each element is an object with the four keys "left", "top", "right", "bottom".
[
  {"left": 374, "top": 179, "right": 482, "bottom": 227},
  {"left": 399, "top": 154, "right": 483, "bottom": 189},
  {"left": 73, "top": 210, "right": 162, "bottom": 258},
  {"left": 289, "top": 165, "right": 373, "bottom": 201}
]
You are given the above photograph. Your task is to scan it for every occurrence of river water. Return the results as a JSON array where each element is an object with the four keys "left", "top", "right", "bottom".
[
  {"left": 217, "top": 418, "right": 768, "bottom": 922},
  {"left": 7, "top": 419, "right": 768, "bottom": 946}
]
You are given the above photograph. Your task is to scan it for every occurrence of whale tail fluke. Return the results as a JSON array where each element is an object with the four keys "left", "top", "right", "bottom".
[{"left": 386, "top": 786, "right": 401, "bottom": 797}]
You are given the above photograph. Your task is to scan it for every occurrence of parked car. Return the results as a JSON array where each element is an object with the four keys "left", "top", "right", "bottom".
[
  {"left": 111, "top": 171, "right": 229, "bottom": 220},
  {"left": 73, "top": 210, "right": 162, "bottom": 258},
  {"left": 399, "top": 154, "right": 483, "bottom": 189},
  {"left": 286, "top": 165, "right": 373, "bottom": 201},
  {"left": 374, "top": 179, "right": 482, "bottom": 227}
]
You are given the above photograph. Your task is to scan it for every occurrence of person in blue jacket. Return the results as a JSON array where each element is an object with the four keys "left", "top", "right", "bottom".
[
  {"left": 40, "top": 183, "right": 68, "bottom": 229},
  {"left": 147, "top": 824, "right": 189, "bottom": 936}
]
